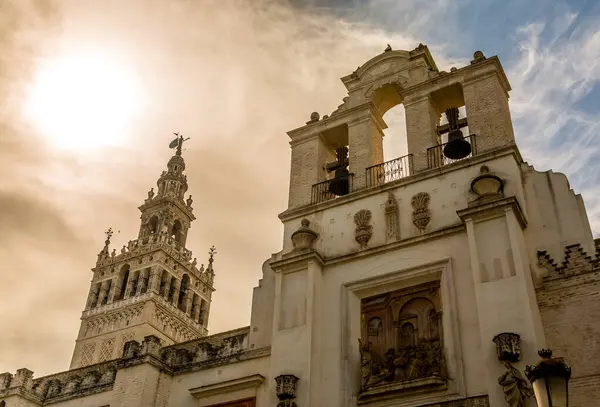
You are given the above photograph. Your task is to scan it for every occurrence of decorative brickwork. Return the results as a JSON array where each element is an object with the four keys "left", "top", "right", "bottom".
[
  {"left": 80, "top": 343, "right": 96, "bottom": 367},
  {"left": 99, "top": 338, "right": 115, "bottom": 363},
  {"left": 535, "top": 243, "right": 600, "bottom": 407}
]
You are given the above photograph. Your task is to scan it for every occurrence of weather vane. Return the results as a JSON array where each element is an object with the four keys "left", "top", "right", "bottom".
[
  {"left": 208, "top": 246, "right": 217, "bottom": 263},
  {"left": 169, "top": 132, "right": 191, "bottom": 156}
]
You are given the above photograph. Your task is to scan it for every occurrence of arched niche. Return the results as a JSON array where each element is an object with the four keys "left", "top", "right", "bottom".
[
  {"left": 148, "top": 215, "right": 159, "bottom": 235},
  {"left": 398, "top": 297, "right": 437, "bottom": 344},
  {"left": 171, "top": 220, "right": 183, "bottom": 244}
]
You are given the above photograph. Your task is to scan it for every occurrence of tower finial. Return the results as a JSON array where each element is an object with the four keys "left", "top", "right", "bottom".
[
  {"left": 104, "top": 227, "right": 114, "bottom": 246},
  {"left": 169, "top": 132, "right": 190, "bottom": 156},
  {"left": 207, "top": 245, "right": 217, "bottom": 273}
]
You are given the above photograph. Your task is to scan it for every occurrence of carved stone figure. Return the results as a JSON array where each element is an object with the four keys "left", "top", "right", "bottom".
[
  {"left": 498, "top": 361, "right": 533, "bottom": 407},
  {"left": 354, "top": 209, "right": 373, "bottom": 249},
  {"left": 186, "top": 195, "right": 193, "bottom": 207},
  {"left": 411, "top": 192, "right": 431, "bottom": 230},
  {"left": 147, "top": 188, "right": 155, "bottom": 200},
  {"left": 359, "top": 283, "right": 445, "bottom": 394},
  {"left": 121, "top": 245, "right": 127, "bottom": 254},
  {"left": 111, "top": 249, "right": 116, "bottom": 258}
]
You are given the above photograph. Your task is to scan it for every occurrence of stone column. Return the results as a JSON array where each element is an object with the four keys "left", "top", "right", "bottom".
[
  {"left": 185, "top": 293, "right": 193, "bottom": 316},
  {"left": 148, "top": 267, "right": 160, "bottom": 294},
  {"left": 136, "top": 269, "right": 148, "bottom": 295},
  {"left": 124, "top": 272, "right": 136, "bottom": 299},
  {"left": 463, "top": 70, "right": 515, "bottom": 154},
  {"left": 287, "top": 132, "right": 332, "bottom": 208},
  {"left": 347, "top": 107, "right": 384, "bottom": 190},
  {"left": 98, "top": 281, "right": 110, "bottom": 306},
  {"left": 404, "top": 94, "right": 439, "bottom": 173},
  {"left": 107, "top": 277, "right": 118, "bottom": 304},
  {"left": 87, "top": 283, "right": 101, "bottom": 309},
  {"left": 192, "top": 294, "right": 200, "bottom": 321},
  {"left": 171, "top": 278, "right": 181, "bottom": 306}
]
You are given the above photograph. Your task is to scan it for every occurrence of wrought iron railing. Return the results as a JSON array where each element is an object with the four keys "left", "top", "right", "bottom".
[
  {"left": 366, "top": 154, "right": 414, "bottom": 188},
  {"left": 427, "top": 134, "right": 477, "bottom": 169},
  {"left": 311, "top": 173, "right": 354, "bottom": 204}
]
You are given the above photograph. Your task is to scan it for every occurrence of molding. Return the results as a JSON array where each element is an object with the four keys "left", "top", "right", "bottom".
[
  {"left": 271, "top": 250, "right": 325, "bottom": 272},
  {"left": 189, "top": 374, "right": 265, "bottom": 399},
  {"left": 343, "top": 258, "right": 466, "bottom": 405},
  {"left": 279, "top": 145, "right": 523, "bottom": 221},
  {"left": 456, "top": 196, "right": 527, "bottom": 229}
]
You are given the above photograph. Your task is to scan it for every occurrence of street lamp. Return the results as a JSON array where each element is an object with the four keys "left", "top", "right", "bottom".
[{"left": 525, "top": 349, "right": 572, "bottom": 407}]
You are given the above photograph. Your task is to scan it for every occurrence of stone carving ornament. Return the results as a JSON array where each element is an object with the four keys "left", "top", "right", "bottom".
[
  {"left": 411, "top": 192, "right": 431, "bottom": 230},
  {"left": 275, "top": 374, "right": 299, "bottom": 407},
  {"left": 498, "top": 361, "right": 533, "bottom": 407},
  {"left": 290, "top": 219, "right": 318, "bottom": 252},
  {"left": 354, "top": 209, "right": 373, "bottom": 249},
  {"left": 385, "top": 191, "right": 399, "bottom": 242}
]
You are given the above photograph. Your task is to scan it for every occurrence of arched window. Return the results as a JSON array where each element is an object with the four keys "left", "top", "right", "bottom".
[
  {"left": 148, "top": 216, "right": 158, "bottom": 235},
  {"left": 178, "top": 274, "right": 190, "bottom": 311},
  {"left": 117, "top": 264, "right": 130, "bottom": 301},
  {"left": 171, "top": 220, "right": 183, "bottom": 244}
]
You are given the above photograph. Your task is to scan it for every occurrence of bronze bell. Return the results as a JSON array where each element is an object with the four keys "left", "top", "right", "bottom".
[
  {"left": 327, "top": 147, "right": 350, "bottom": 196},
  {"left": 443, "top": 107, "right": 472, "bottom": 160}
]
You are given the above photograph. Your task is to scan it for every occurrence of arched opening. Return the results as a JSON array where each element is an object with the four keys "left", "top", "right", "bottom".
[
  {"left": 171, "top": 220, "right": 182, "bottom": 245},
  {"left": 398, "top": 297, "right": 437, "bottom": 345},
  {"left": 382, "top": 104, "right": 408, "bottom": 161},
  {"left": 116, "top": 264, "right": 130, "bottom": 301},
  {"left": 178, "top": 274, "right": 190, "bottom": 311},
  {"left": 400, "top": 322, "right": 415, "bottom": 347},
  {"left": 130, "top": 270, "right": 140, "bottom": 297},
  {"left": 1, "top": 399, "right": 7, "bottom": 407},
  {"left": 100, "top": 280, "right": 112, "bottom": 305},
  {"left": 147, "top": 216, "right": 158, "bottom": 235}
]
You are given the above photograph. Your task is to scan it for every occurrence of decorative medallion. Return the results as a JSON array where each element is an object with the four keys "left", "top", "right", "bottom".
[
  {"left": 411, "top": 192, "right": 431, "bottom": 230},
  {"left": 354, "top": 209, "right": 373, "bottom": 249}
]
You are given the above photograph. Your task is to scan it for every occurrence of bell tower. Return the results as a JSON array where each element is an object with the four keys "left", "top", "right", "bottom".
[{"left": 69, "top": 135, "right": 215, "bottom": 369}]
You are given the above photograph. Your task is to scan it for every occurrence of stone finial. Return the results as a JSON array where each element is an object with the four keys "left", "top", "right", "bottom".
[
  {"left": 0, "top": 372, "right": 13, "bottom": 390},
  {"left": 291, "top": 219, "right": 318, "bottom": 252},
  {"left": 471, "top": 50, "right": 487, "bottom": 64},
  {"left": 12, "top": 368, "right": 34, "bottom": 389},
  {"left": 307, "top": 112, "right": 320, "bottom": 124},
  {"left": 411, "top": 192, "right": 431, "bottom": 230},
  {"left": 493, "top": 333, "right": 521, "bottom": 362},
  {"left": 384, "top": 44, "right": 392, "bottom": 52},
  {"left": 122, "top": 340, "right": 141, "bottom": 359},
  {"left": 141, "top": 335, "right": 162, "bottom": 357},
  {"left": 354, "top": 210, "right": 373, "bottom": 249},
  {"left": 469, "top": 165, "right": 504, "bottom": 206}
]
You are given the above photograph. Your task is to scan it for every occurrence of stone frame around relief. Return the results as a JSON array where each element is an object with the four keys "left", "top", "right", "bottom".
[{"left": 342, "top": 259, "right": 466, "bottom": 406}]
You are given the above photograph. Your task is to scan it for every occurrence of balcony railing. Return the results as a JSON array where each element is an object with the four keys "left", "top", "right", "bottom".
[
  {"left": 427, "top": 134, "right": 477, "bottom": 169},
  {"left": 311, "top": 173, "right": 354, "bottom": 204},
  {"left": 366, "top": 154, "right": 414, "bottom": 188}
]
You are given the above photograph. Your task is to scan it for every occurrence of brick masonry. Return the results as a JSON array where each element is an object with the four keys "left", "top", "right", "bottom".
[{"left": 536, "top": 241, "right": 600, "bottom": 407}]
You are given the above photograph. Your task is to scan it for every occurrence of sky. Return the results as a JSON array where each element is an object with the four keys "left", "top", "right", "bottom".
[{"left": 1, "top": 0, "right": 599, "bottom": 376}]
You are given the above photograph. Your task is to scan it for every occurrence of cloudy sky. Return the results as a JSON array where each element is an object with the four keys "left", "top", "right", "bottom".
[{"left": 1, "top": 0, "right": 599, "bottom": 376}]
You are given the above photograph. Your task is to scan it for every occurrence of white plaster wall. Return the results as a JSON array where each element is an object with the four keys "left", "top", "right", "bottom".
[
  {"left": 167, "top": 356, "right": 271, "bottom": 407},
  {"left": 319, "top": 236, "right": 483, "bottom": 407},
  {"left": 282, "top": 154, "right": 526, "bottom": 259},
  {"left": 248, "top": 259, "right": 277, "bottom": 349},
  {"left": 522, "top": 164, "right": 595, "bottom": 268}
]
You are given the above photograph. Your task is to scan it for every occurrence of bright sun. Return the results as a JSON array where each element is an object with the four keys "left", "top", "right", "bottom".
[{"left": 22, "top": 52, "right": 142, "bottom": 152}]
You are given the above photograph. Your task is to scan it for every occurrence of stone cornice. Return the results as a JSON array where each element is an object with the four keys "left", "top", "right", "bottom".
[
  {"left": 270, "top": 250, "right": 325, "bottom": 272},
  {"left": 279, "top": 144, "right": 523, "bottom": 222},
  {"left": 456, "top": 196, "right": 527, "bottom": 229},
  {"left": 287, "top": 102, "right": 384, "bottom": 145},
  {"left": 189, "top": 373, "right": 265, "bottom": 399}
]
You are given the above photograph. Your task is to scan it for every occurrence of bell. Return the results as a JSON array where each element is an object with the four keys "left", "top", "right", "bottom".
[
  {"left": 328, "top": 168, "right": 350, "bottom": 196},
  {"left": 443, "top": 128, "right": 472, "bottom": 159},
  {"left": 442, "top": 107, "right": 471, "bottom": 160}
]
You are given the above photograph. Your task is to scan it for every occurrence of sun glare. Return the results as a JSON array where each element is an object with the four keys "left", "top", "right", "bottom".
[{"left": 22, "top": 53, "right": 142, "bottom": 152}]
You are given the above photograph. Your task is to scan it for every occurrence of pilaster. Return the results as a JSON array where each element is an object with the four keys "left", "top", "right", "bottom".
[{"left": 404, "top": 94, "right": 439, "bottom": 172}]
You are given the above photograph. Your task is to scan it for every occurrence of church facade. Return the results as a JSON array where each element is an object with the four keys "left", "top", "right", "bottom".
[{"left": 1, "top": 45, "right": 599, "bottom": 407}]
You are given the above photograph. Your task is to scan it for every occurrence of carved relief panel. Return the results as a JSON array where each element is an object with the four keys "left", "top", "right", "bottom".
[{"left": 360, "top": 282, "right": 445, "bottom": 393}]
